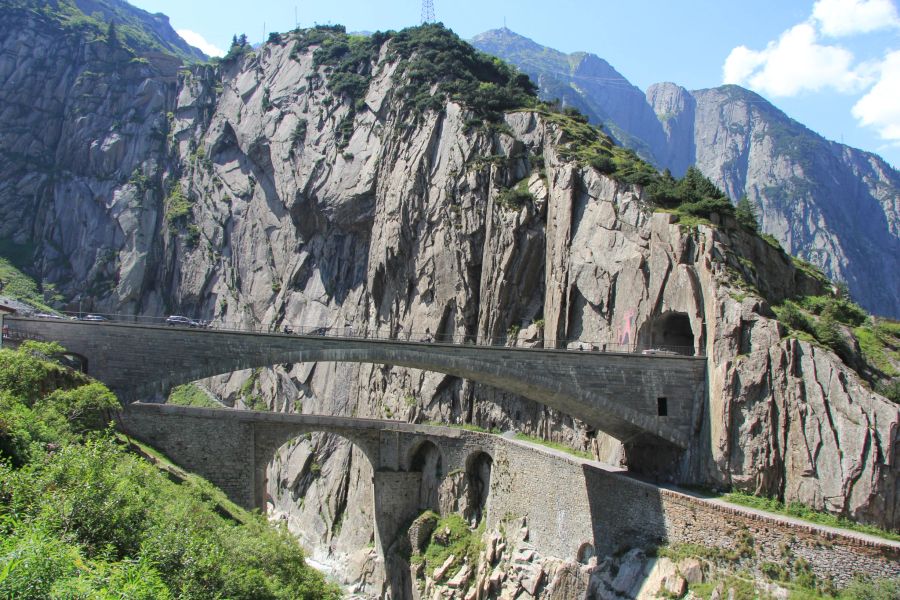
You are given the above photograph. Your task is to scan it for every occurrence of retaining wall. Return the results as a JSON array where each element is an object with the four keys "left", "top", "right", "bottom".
[{"left": 489, "top": 437, "right": 900, "bottom": 585}]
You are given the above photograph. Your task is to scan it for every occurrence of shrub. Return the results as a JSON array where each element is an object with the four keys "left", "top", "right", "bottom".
[
  {"left": 841, "top": 576, "right": 900, "bottom": 600},
  {"left": 388, "top": 24, "right": 538, "bottom": 120},
  {"left": 496, "top": 183, "right": 533, "bottom": 210},
  {"left": 168, "top": 383, "right": 220, "bottom": 408},
  {"left": 589, "top": 154, "right": 615, "bottom": 174},
  {"left": 37, "top": 382, "right": 118, "bottom": 434},
  {"left": 677, "top": 196, "right": 735, "bottom": 220},
  {"left": 0, "top": 342, "right": 68, "bottom": 406},
  {"left": 165, "top": 186, "right": 192, "bottom": 225},
  {"left": 0, "top": 524, "right": 82, "bottom": 599},
  {"left": 291, "top": 119, "right": 308, "bottom": 147},
  {"left": 876, "top": 380, "right": 900, "bottom": 403},
  {"left": 0, "top": 345, "right": 338, "bottom": 599},
  {"left": 421, "top": 514, "right": 483, "bottom": 580}
]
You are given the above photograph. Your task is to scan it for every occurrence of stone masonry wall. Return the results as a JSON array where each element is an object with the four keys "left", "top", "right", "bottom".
[
  {"left": 118, "top": 404, "right": 899, "bottom": 587},
  {"left": 118, "top": 409, "right": 257, "bottom": 509},
  {"left": 488, "top": 437, "right": 900, "bottom": 586}
]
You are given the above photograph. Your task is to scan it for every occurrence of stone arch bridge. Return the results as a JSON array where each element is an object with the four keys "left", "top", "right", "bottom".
[
  {"left": 6, "top": 317, "right": 706, "bottom": 449},
  {"left": 118, "top": 403, "right": 488, "bottom": 554},
  {"left": 6, "top": 316, "right": 706, "bottom": 448}
]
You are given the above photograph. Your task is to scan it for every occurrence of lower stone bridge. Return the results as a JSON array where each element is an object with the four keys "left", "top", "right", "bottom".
[
  {"left": 6, "top": 316, "right": 706, "bottom": 449},
  {"left": 120, "top": 403, "right": 900, "bottom": 597},
  {"left": 119, "top": 402, "right": 497, "bottom": 593}
]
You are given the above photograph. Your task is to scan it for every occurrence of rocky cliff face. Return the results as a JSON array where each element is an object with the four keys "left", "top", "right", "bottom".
[
  {"left": 472, "top": 29, "right": 900, "bottom": 319},
  {"left": 0, "top": 4, "right": 176, "bottom": 315},
  {"left": 647, "top": 83, "right": 900, "bottom": 322},
  {"left": 470, "top": 28, "right": 666, "bottom": 166},
  {"left": 1, "top": 7, "right": 898, "bottom": 594}
]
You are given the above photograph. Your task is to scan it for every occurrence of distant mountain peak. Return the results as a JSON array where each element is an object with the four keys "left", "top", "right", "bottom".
[{"left": 473, "top": 28, "right": 900, "bottom": 317}]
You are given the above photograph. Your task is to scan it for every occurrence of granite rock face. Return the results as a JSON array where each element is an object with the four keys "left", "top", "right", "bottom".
[
  {"left": 1, "top": 9, "right": 898, "bottom": 594},
  {"left": 647, "top": 83, "right": 900, "bottom": 320},
  {"left": 473, "top": 29, "right": 900, "bottom": 319},
  {"left": 0, "top": 6, "right": 177, "bottom": 315},
  {"left": 136, "top": 32, "right": 900, "bottom": 541}
]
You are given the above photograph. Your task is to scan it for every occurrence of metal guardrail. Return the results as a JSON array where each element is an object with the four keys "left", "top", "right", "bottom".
[{"left": 4, "top": 311, "right": 705, "bottom": 357}]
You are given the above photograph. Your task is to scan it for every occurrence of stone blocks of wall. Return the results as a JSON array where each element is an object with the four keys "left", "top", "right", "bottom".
[
  {"left": 118, "top": 409, "right": 257, "bottom": 509},
  {"left": 488, "top": 437, "right": 900, "bottom": 585}
]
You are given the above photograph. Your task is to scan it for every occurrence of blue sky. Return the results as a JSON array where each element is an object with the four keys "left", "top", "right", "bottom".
[{"left": 131, "top": 0, "right": 900, "bottom": 167}]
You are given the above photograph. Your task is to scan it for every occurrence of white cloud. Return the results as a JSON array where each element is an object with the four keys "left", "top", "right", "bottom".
[
  {"left": 812, "top": 0, "right": 900, "bottom": 37},
  {"left": 852, "top": 50, "right": 900, "bottom": 139},
  {"left": 722, "top": 23, "right": 868, "bottom": 96},
  {"left": 177, "top": 29, "right": 225, "bottom": 57},
  {"left": 722, "top": 46, "right": 766, "bottom": 84}
]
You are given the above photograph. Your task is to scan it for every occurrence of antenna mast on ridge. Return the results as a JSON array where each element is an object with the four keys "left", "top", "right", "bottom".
[{"left": 421, "top": 0, "right": 435, "bottom": 23}]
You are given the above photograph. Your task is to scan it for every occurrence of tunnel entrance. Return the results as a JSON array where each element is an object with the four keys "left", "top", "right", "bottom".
[
  {"left": 465, "top": 451, "right": 492, "bottom": 524},
  {"left": 410, "top": 440, "right": 443, "bottom": 512},
  {"left": 645, "top": 311, "right": 696, "bottom": 355}
]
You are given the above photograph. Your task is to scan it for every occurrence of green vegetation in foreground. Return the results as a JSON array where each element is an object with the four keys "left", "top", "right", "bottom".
[
  {"left": 0, "top": 342, "right": 338, "bottom": 599},
  {"left": 411, "top": 513, "right": 484, "bottom": 582},
  {"left": 513, "top": 432, "right": 593, "bottom": 460},
  {"left": 167, "top": 383, "right": 221, "bottom": 408},
  {"left": 659, "top": 542, "right": 899, "bottom": 600},
  {"left": 722, "top": 491, "right": 900, "bottom": 542}
]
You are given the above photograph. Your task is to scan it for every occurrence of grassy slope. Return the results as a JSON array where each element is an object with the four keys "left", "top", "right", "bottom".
[
  {"left": 0, "top": 257, "right": 57, "bottom": 313},
  {"left": 0, "top": 342, "right": 338, "bottom": 599}
]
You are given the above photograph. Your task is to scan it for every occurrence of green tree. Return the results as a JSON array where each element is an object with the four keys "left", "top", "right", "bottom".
[
  {"left": 735, "top": 196, "right": 759, "bottom": 231},
  {"left": 106, "top": 21, "right": 118, "bottom": 46}
]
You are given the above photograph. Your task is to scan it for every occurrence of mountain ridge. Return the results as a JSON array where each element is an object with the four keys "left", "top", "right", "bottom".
[{"left": 472, "top": 28, "right": 900, "bottom": 318}]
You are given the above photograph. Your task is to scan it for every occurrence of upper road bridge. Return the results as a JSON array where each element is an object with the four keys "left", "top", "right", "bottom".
[{"left": 5, "top": 316, "right": 706, "bottom": 449}]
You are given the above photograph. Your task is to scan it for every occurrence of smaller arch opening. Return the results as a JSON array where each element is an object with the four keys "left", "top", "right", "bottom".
[
  {"left": 465, "top": 451, "right": 492, "bottom": 524},
  {"left": 55, "top": 352, "right": 88, "bottom": 373},
  {"left": 576, "top": 542, "right": 595, "bottom": 565},
  {"left": 410, "top": 440, "right": 443, "bottom": 512}
]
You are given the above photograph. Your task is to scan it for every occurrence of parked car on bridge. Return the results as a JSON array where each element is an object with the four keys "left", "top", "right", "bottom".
[
  {"left": 165, "top": 315, "right": 193, "bottom": 327},
  {"left": 82, "top": 314, "right": 109, "bottom": 322},
  {"left": 190, "top": 319, "right": 210, "bottom": 328},
  {"left": 641, "top": 348, "right": 679, "bottom": 356}
]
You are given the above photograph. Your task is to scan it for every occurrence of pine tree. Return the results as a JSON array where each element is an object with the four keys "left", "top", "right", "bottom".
[
  {"left": 735, "top": 195, "right": 759, "bottom": 232},
  {"left": 106, "top": 21, "right": 118, "bottom": 46}
]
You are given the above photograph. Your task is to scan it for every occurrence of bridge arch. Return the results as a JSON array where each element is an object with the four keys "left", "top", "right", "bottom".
[
  {"left": 264, "top": 428, "right": 378, "bottom": 545},
  {"left": 465, "top": 450, "right": 493, "bottom": 524},
  {"left": 409, "top": 440, "right": 443, "bottom": 512}
]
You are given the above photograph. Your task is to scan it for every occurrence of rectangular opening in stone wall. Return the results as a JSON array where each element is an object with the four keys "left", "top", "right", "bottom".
[{"left": 657, "top": 397, "right": 668, "bottom": 417}]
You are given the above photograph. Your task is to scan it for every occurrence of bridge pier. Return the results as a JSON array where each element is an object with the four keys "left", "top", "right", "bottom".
[{"left": 374, "top": 470, "right": 424, "bottom": 600}]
